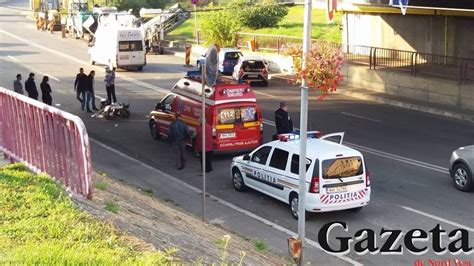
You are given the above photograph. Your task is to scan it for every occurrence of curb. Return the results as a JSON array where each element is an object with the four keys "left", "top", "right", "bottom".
[{"left": 270, "top": 75, "right": 474, "bottom": 124}]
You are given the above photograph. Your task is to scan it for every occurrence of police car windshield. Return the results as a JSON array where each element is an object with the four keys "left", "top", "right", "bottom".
[
  {"left": 322, "top": 157, "right": 363, "bottom": 179},
  {"left": 218, "top": 106, "right": 257, "bottom": 125}
]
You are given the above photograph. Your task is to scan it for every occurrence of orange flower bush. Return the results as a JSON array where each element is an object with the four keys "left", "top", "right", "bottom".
[{"left": 285, "top": 42, "right": 344, "bottom": 100}]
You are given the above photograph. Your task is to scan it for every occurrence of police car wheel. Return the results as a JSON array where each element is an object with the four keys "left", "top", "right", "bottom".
[
  {"left": 290, "top": 194, "right": 299, "bottom": 219},
  {"left": 232, "top": 168, "right": 246, "bottom": 192},
  {"left": 149, "top": 120, "right": 161, "bottom": 140}
]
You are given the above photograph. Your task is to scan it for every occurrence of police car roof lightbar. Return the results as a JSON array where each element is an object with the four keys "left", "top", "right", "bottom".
[{"left": 278, "top": 131, "right": 322, "bottom": 142}]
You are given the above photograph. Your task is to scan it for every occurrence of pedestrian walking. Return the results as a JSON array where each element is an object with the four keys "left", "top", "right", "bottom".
[
  {"left": 13, "top": 74, "right": 23, "bottom": 94},
  {"left": 104, "top": 66, "right": 116, "bottom": 104},
  {"left": 169, "top": 113, "right": 190, "bottom": 170},
  {"left": 74, "top": 68, "right": 88, "bottom": 105},
  {"left": 87, "top": 70, "right": 98, "bottom": 111},
  {"left": 196, "top": 123, "right": 213, "bottom": 173},
  {"left": 25, "top": 72, "right": 38, "bottom": 100},
  {"left": 40, "top": 76, "right": 52, "bottom": 106},
  {"left": 274, "top": 101, "right": 293, "bottom": 136}
]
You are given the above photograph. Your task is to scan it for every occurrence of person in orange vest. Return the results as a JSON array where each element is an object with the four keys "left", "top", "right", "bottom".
[{"left": 195, "top": 123, "right": 213, "bottom": 173}]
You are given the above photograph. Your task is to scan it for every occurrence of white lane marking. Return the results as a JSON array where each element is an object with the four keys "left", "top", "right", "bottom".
[
  {"left": 346, "top": 142, "right": 449, "bottom": 174},
  {"left": 89, "top": 137, "right": 362, "bottom": 266},
  {"left": 254, "top": 90, "right": 277, "bottom": 98},
  {"left": 6, "top": 55, "right": 60, "bottom": 81},
  {"left": 341, "top": 112, "right": 381, "bottom": 123},
  {"left": 262, "top": 119, "right": 449, "bottom": 174},
  {"left": 400, "top": 205, "right": 474, "bottom": 233}
]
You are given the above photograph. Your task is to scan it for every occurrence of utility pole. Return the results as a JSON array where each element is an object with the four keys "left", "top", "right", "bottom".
[{"left": 297, "top": 0, "right": 312, "bottom": 264}]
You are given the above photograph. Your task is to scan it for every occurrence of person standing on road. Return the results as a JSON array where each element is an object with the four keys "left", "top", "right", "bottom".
[
  {"left": 25, "top": 73, "right": 38, "bottom": 100},
  {"left": 74, "top": 68, "right": 87, "bottom": 104},
  {"left": 196, "top": 123, "right": 213, "bottom": 173},
  {"left": 104, "top": 66, "right": 116, "bottom": 104},
  {"left": 40, "top": 75, "right": 52, "bottom": 106},
  {"left": 84, "top": 70, "right": 98, "bottom": 112},
  {"left": 13, "top": 74, "right": 23, "bottom": 94},
  {"left": 169, "top": 113, "right": 189, "bottom": 170},
  {"left": 274, "top": 101, "right": 293, "bottom": 136}
]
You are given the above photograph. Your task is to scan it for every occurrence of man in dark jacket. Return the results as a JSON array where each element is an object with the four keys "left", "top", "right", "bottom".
[
  {"left": 169, "top": 113, "right": 190, "bottom": 170},
  {"left": 275, "top": 101, "right": 293, "bottom": 135},
  {"left": 25, "top": 73, "right": 38, "bottom": 100},
  {"left": 74, "top": 68, "right": 87, "bottom": 104}
]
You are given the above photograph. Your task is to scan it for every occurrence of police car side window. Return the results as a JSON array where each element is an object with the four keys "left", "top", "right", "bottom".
[
  {"left": 269, "top": 148, "right": 289, "bottom": 171},
  {"left": 251, "top": 146, "right": 272, "bottom": 165},
  {"left": 290, "top": 154, "right": 313, "bottom": 175}
]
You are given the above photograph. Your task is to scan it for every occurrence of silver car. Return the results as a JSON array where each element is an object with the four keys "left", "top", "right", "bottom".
[{"left": 449, "top": 145, "right": 474, "bottom": 192}]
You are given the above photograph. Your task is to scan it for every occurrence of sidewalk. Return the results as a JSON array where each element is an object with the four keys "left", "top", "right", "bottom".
[{"left": 279, "top": 73, "right": 474, "bottom": 123}]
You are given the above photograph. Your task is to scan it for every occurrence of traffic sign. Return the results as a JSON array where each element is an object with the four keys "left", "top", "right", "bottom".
[
  {"left": 390, "top": 0, "right": 409, "bottom": 15},
  {"left": 204, "top": 45, "right": 219, "bottom": 87}
]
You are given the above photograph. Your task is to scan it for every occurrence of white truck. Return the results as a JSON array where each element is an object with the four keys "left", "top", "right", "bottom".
[{"left": 89, "top": 25, "right": 146, "bottom": 71}]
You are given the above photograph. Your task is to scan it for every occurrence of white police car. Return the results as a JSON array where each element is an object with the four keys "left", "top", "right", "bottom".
[{"left": 230, "top": 132, "right": 371, "bottom": 219}]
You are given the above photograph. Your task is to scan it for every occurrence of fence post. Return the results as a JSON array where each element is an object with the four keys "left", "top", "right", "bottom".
[
  {"left": 413, "top": 52, "right": 418, "bottom": 76},
  {"left": 459, "top": 59, "right": 464, "bottom": 84},
  {"left": 196, "top": 30, "right": 200, "bottom": 45},
  {"left": 253, "top": 35, "right": 257, "bottom": 52},
  {"left": 372, "top": 48, "right": 377, "bottom": 70},
  {"left": 277, "top": 37, "right": 281, "bottom": 54}
]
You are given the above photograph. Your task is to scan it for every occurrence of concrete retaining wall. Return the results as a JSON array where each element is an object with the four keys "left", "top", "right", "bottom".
[{"left": 341, "top": 64, "right": 474, "bottom": 110}]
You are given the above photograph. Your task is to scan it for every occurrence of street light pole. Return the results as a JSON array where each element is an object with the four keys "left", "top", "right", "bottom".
[
  {"left": 201, "top": 64, "right": 206, "bottom": 222},
  {"left": 297, "top": 0, "right": 312, "bottom": 264}
]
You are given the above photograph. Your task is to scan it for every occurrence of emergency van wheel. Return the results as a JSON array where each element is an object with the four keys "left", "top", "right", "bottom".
[
  {"left": 137, "top": 66, "right": 143, "bottom": 71},
  {"left": 262, "top": 80, "right": 268, "bottom": 87},
  {"left": 232, "top": 168, "right": 247, "bottom": 192},
  {"left": 90, "top": 58, "right": 95, "bottom": 65},
  {"left": 149, "top": 120, "right": 161, "bottom": 140},
  {"left": 348, "top": 207, "right": 363, "bottom": 212},
  {"left": 289, "top": 193, "right": 299, "bottom": 219}
]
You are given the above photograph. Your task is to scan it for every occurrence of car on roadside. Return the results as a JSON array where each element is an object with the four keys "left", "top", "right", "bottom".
[
  {"left": 196, "top": 48, "right": 243, "bottom": 74},
  {"left": 230, "top": 132, "right": 371, "bottom": 219},
  {"left": 449, "top": 145, "right": 474, "bottom": 192},
  {"left": 232, "top": 56, "right": 269, "bottom": 86}
]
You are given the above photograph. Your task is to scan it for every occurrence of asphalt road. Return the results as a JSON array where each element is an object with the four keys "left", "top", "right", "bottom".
[{"left": 1, "top": 2, "right": 473, "bottom": 265}]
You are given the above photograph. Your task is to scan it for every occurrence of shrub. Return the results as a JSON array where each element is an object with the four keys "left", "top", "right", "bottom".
[
  {"left": 242, "top": 0, "right": 288, "bottom": 29},
  {"left": 200, "top": 6, "right": 242, "bottom": 47}
]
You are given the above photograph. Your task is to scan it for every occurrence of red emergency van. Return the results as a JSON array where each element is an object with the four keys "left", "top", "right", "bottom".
[{"left": 148, "top": 71, "right": 263, "bottom": 153}]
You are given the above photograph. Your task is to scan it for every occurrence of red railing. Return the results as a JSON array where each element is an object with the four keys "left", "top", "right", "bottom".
[{"left": 0, "top": 87, "right": 93, "bottom": 198}]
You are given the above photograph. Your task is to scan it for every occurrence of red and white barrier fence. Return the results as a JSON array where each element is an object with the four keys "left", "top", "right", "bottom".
[{"left": 0, "top": 87, "right": 93, "bottom": 198}]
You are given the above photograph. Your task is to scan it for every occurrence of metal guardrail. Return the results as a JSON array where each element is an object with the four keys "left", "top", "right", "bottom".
[
  {"left": 0, "top": 88, "right": 93, "bottom": 198},
  {"left": 233, "top": 32, "right": 474, "bottom": 83}
]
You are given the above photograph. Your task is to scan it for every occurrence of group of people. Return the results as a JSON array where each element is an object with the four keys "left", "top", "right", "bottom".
[
  {"left": 13, "top": 73, "right": 53, "bottom": 105},
  {"left": 74, "top": 66, "right": 117, "bottom": 112}
]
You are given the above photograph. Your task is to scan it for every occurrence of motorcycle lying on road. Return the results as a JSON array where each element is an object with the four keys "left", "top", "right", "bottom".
[{"left": 99, "top": 99, "right": 130, "bottom": 120}]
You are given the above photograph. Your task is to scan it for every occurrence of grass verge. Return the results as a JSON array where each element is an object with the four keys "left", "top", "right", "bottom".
[
  {"left": 0, "top": 163, "right": 173, "bottom": 264},
  {"left": 167, "top": 6, "right": 342, "bottom": 43}
]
